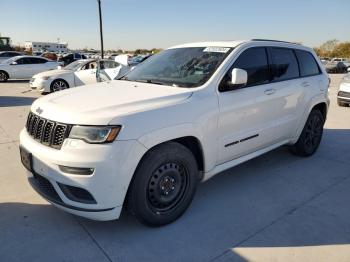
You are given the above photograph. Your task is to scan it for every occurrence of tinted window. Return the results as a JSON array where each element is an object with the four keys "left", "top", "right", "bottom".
[
  {"left": 16, "top": 58, "right": 32, "bottom": 64},
  {"left": 233, "top": 48, "right": 269, "bottom": 86},
  {"left": 103, "top": 60, "right": 120, "bottom": 69},
  {"left": 31, "top": 58, "right": 47, "bottom": 64},
  {"left": 269, "top": 48, "right": 299, "bottom": 81},
  {"left": 295, "top": 50, "right": 320, "bottom": 77},
  {"left": 219, "top": 47, "right": 269, "bottom": 91}
]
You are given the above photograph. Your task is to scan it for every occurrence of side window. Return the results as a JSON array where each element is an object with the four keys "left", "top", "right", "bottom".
[
  {"left": 103, "top": 61, "right": 120, "bottom": 69},
  {"left": 0, "top": 53, "right": 6, "bottom": 57},
  {"left": 28, "top": 58, "right": 45, "bottom": 64},
  {"left": 269, "top": 48, "right": 299, "bottom": 82},
  {"left": 16, "top": 58, "right": 30, "bottom": 64},
  {"left": 295, "top": 50, "right": 320, "bottom": 77},
  {"left": 219, "top": 47, "right": 269, "bottom": 91}
]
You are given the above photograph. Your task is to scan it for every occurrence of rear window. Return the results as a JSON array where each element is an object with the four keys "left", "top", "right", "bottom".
[
  {"left": 295, "top": 50, "right": 320, "bottom": 77},
  {"left": 269, "top": 48, "right": 299, "bottom": 82}
]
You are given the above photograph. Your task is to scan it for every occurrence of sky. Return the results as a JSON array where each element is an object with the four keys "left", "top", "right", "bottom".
[{"left": 1, "top": 0, "right": 349, "bottom": 50}]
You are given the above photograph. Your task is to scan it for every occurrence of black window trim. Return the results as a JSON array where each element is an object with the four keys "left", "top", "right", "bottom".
[
  {"left": 218, "top": 46, "right": 271, "bottom": 92},
  {"left": 267, "top": 46, "right": 301, "bottom": 83},
  {"left": 218, "top": 46, "right": 323, "bottom": 93},
  {"left": 294, "top": 49, "right": 322, "bottom": 78}
]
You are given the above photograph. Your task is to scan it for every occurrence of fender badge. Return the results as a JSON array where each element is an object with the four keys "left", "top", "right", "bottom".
[{"left": 36, "top": 107, "right": 43, "bottom": 115}]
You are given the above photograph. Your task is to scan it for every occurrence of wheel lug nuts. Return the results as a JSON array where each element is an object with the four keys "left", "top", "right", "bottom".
[
  {"left": 161, "top": 186, "right": 165, "bottom": 190},
  {"left": 171, "top": 186, "right": 175, "bottom": 190}
]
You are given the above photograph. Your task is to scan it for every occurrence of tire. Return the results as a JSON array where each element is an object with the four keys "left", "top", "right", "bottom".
[
  {"left": 50, "top": 79, "right": 69, "bottom": 92},
  {"left": 0, "top": 71, "right": 9, "bottom": 82},
  {"left": 127, "top": 142, "right": 199, "bottom": 226},
  {"left": 337, "top": 99, "right": 348, "bottom": 107},
  {"left": 290, "top": 110, "right": 325, "bottom": 157}
]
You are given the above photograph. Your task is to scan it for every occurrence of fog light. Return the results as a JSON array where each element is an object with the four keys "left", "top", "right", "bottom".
[{"left": 59, "top": 165, "right": 94, "bottom": 175}]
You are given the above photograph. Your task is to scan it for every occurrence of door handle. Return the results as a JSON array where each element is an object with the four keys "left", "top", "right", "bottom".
[
  {"left": 301, "top": 81, "right": 310, "bottom": 87},
  {"left": 91, "top": 71, "right": 96, "bottom": 74},
  {"left": 264, "top": 88, "right": 276, "bottom": 95}
]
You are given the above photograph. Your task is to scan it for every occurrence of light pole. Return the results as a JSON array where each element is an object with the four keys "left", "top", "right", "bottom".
[{"left": 97, "top": 0, "right": 104, "bottom": 59}]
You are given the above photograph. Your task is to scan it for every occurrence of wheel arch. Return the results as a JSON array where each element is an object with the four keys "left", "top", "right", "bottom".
[
  {"left": 139, "top": 135, "right": 205, "bottom": 173},
  {"left": 311, "top": 102, "right": 328, "bottom": 121},
  {"left": 50, "top": 78, "right": 70, "bottom": 92},
  {"left": 291, "top": 96, "right": 329, "bottom": 144}
]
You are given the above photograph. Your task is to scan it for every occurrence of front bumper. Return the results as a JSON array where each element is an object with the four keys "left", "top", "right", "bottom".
[
  {"left": 29, "top": 78, "right": 50, "bottom": 92},
  {"left": 19, "top": 129, "right": 147, "bottom": 221}
]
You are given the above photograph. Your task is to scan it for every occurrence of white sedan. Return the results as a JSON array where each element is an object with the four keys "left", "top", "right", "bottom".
[
  {"left": 30, "top": 59, "right": 128, "bottom": 92},
  {"left": 0, "top": 56, "right": 58, "bottom": 82}
]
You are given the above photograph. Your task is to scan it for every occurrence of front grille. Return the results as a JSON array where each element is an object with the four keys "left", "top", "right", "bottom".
[
  {"left": 26, "top": 112, "right": 71, "bottom": 149},
  {"left": 338, "top": 91, "right": 350, "bottom": 98}
]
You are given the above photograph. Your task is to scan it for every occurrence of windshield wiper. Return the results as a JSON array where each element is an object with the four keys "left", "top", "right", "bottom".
[{"left": 134, "top": 79, "right": 167, "bottom": 86}]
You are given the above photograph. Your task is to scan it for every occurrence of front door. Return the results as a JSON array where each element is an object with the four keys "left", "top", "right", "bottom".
[
  {"left": 74, "top": 61, "right": 98, "bottom": 86},
  {"left": 217, "top": 47, "right": 279, "bottom": 164}
]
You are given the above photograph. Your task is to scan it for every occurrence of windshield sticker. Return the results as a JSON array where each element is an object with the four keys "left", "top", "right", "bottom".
[{"left": 203, "top": 47, "right": 230, "bottom": 53}]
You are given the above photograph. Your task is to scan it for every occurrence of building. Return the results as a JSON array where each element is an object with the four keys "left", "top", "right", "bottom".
[{"left": 24, "top": 41, "right": 68, "bottom": 53}]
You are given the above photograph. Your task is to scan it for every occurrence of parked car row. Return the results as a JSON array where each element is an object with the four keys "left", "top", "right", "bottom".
[
  {"left": 30, "top": 59, "right": 129, "bottom": 92},
  {"left": 0, "top": 56, "right": 59, "bottom": 81}
]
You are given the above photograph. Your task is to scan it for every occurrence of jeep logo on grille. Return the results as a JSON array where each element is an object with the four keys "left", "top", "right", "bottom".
[{"left": 36, "top": 107, "right": 43, "bottom": 115}]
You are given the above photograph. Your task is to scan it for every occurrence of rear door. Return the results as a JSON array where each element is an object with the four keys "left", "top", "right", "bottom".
[
  {"left": 30, "top": 58, "right": 51, "bottom": 76},
  {"left": 217, "top": 47, "right": 280, "bottom": 164},
  {"left": 265, "top": 47, "right": 303, "bottom": 142}
]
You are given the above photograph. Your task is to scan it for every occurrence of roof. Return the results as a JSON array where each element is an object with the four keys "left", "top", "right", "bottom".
[
  {"left": 170, "top": 40, "right": 247, "bottom": 49},
  {"left": 169, "top": 39, "right": 303, "bottom": 49}
]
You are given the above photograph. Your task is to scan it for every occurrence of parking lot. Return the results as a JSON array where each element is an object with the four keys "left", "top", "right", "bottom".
[{"left": 0, "top": 74, "right": 349, "bottom": 261}]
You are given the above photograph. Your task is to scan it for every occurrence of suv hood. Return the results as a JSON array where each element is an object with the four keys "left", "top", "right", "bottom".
[
  {"left": 33, "top": 69, "right": 72, "bottom": 78},
  {"left": 31, "top": 80, "right": 193, "bottom": 125}
]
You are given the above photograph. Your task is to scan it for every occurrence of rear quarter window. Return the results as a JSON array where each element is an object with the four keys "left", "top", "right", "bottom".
[
  {"left": 295, "top": 50, "right": 320, "bottom": 77},
  {"left": 269, "top": 48, "right": 299, "bottom": 82}
]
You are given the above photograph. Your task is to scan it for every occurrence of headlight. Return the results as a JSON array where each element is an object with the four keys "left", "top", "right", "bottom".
[
  {"left": 40, "top": 76, "right": 51, "bottom": 80},
  {"left": 69, "top": 126, "right": 121, "bottom": 143}
]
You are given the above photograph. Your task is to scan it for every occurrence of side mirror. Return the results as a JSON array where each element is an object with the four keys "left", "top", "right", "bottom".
[
  {"left": 231, "top": 68, "right": 247, "bottom": 86},
  {"left": 347, "top": 67, "right": 350, "bottom": 73},
  {"left": 57, "top": 66, "right": 62, "bottom": 70},
  {"left": 10, "top": 61, "right": 18, "bottom": 65}
]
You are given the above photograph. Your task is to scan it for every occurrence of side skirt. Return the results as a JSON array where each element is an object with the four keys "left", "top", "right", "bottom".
[{"left": 202, "top": 140, "right": 290, "bottom": 181}]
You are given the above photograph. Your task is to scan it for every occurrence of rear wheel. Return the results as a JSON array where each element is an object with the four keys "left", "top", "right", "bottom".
[
  {"left": 127, "top": 142, "right": 199, "bottom": 226},
  {"left": 0, "top": 71, "right": 8, "bottom": 82},
  {"left": 50, "top": 79, "right": 69, "bottom": 92},
  {"left": 290, "top": 110, "right": 324, "bottom": 157}
]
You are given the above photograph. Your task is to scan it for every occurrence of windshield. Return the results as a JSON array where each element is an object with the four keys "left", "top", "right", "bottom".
[
  {"left": 64, "top": 60, "right": 86, "bottom": 71},
  {"left": 121, "top": 47, "right": 232, "bottom": 88}
]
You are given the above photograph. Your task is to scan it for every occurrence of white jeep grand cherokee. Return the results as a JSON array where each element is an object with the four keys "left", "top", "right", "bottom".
[{"left": 19, "top": 40, "right": 330, "bottom": 226}]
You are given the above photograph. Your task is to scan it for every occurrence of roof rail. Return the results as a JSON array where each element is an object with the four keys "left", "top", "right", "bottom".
[{"left": 251, "top": 39, "right": 300, "bottom": 44}]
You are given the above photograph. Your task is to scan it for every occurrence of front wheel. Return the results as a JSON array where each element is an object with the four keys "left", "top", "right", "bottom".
[
  {"left": 50, "top": 79, "right": 69, "bottom": 92},
  {"left": 0, "top": 71, "right": 8, "bottom": 82},
  {"left": 127, "top": 142, "right": 199, "bottom": 226},
  {"left": 290, "top": 109, "right": 324, "bottom": 157}
]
